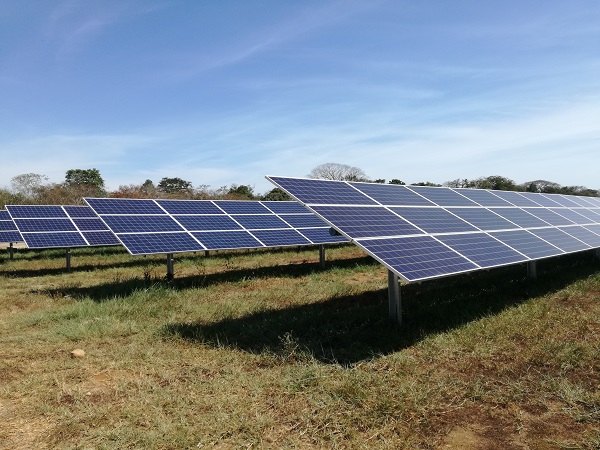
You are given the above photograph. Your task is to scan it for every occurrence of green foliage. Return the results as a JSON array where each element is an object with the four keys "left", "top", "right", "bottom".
[
  {"left": 261, "top": 187, "right": 291, "bottom": 201},
  {"left": 389, "top": 179, "right": 405, "bottom": 185},
  {"left": 411, "top": 181, "right": 443, "bottom": 187},
  {"left": 64, "top": 168, "right": 105, "bottom": 189},
  {"left": 157, "top": 177, "right": 192, "bottom": 194},
  {"left": 227, "top": 184, "right": 256, "bottom": 200}
]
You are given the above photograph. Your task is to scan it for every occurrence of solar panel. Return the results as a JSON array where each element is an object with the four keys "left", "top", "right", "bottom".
[
  {"left": 267, "top": 176, "right": 600, "bottom": 283},
  {"left": 0, "top": 210, "right": 23, "bottom": 243},
  {"left": 85, "top": 199, "right": 348, "bottom": 255},
  {"left": 6, "top": 205, "right": 120, "bottom": 249}
]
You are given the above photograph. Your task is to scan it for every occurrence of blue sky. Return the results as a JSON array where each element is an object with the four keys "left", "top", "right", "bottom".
[{"left": 1, "top": 1, "right": 599, "bottom": 194}]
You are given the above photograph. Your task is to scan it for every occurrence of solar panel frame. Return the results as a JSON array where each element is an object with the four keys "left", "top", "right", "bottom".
[
  {"left": 6, "top": 205, "right": 120, "bottom": 249},
  {"left": 266, "top": 176, "right": 600, "bottom": 283},
  {"left": 0, "top": 210, "right": 23, "bottom": 243},
  {"left": 85, "top": 198, "right": 348, "bottom": 255}
]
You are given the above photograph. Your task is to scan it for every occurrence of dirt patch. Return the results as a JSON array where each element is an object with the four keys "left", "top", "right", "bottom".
[
  {"left": 0, "top": 398, "right": 54, "bottom": 450},
  {"left": 441, "top": 425, "right": 492, "bottom": 449}
]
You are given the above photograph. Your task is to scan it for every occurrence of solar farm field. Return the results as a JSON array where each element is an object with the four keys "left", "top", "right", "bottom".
[{"left": 0, "top": 245, "right": 598, "bottom": 448}]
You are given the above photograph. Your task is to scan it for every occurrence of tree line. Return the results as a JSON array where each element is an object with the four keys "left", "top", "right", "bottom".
[{"left": 1, "top": 164, "right": 597, "bottom": 208}]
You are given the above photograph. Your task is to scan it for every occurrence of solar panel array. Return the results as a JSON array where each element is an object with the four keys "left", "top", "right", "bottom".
[
  {"left": 267, "top": 176, "right": 600, "bottom": 282},
  {"left": 6, "top": 205, "right": 121, "bottom": 249},
  {"left": 84, "top": 198, "right": 348, "bottom": 255},
  {"left": 0, "top": 210, "right": 23, "bottom": 244}
]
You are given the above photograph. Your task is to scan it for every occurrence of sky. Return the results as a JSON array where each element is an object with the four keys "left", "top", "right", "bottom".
[{"left": 1, "top": 1, "right": 599, "bottom": 194}]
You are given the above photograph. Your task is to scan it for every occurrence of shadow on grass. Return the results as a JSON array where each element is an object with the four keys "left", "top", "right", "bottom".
[
  {"left": 36, "top": 256, "right": 377, "bottom": 301},
  {"left": 0, "top": 256, "right": 167, "bottom": 278},
  {"left": 162, "top": 252, "right": 600, "bottom": 365}
]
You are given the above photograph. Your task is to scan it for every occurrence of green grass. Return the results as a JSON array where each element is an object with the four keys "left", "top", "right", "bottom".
[{"left": 0, "top": 245, "right": 598, "bottom": 449}]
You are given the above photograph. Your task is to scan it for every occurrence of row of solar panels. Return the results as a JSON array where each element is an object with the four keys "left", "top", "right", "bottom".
[
  {"left": 1, "top": 200, "right": 348, "bottom": 255},
  {"left": 267, "top": 177, "right": 600, "bottom": 282}
]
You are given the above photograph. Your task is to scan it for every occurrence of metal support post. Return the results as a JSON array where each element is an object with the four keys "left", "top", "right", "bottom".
[
  {"left": 66, "top": 248, "right": 71, "bottom": 271},
  {"left": 166, "top": 253, "right": 174, "bottom": 280},
  {"left": 595, "top": 249, "right": 600, "bottom": 261},
  {"left": 319, "top": 244, "right": 325, "bottom": 268},
  {"left": 8, "top": 243, "right": 14, "bottom": 260},
  {"left": 388, "top": 270, "right": 402, "bottom": 326},
  {"left": 527, "top": 260, "right": 537, "bottom": 280},
  {"left": 205, "top": 250, "right": 210, "bottom": 257}
]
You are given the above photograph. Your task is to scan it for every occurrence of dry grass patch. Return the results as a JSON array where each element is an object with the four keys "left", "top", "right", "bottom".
[{"left": 0, "top": 245, "right": 598, "bottom": 448}]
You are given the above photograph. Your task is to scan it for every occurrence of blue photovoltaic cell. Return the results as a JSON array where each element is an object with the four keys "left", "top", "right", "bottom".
[
  {"left": 86, "top": 197, "right": 347, "bottom": 254},
  {"left": 0, "top": 220, "right": 18, "bottom": 231},
  {"left": 72, "top": 218, "right": 110, "bottom": 231},
  {"left": 85, "top": 198, "right": 164, "bottom": 215},
  {"left": 175, "top": 215, "right": 242, "bottom": 231},
  {"left": 278, "top": 214, "right": 326, "bottom": 228},
  {"left": 214, "top": 201, "right": 271, "bottom": 214},
  {"left": 156, "top": 199, "right": 223, "bottom": 215},
  {"left": 191, "top": 231, "right": 264, "bottom": 250},
  {"left": 390, "top": 207, "right": 478, "bottom": 234},
  {"left": 118, "top": 232, "right": 204, "bottom": 255},
  {"left": 298, "top": 228, "right": 348, "bottom": 244},
  {"left": 0, "top": 210, "right": 13, "bottom": 220},
  {"left": 561, "top": 226, "right": 600, "bottom": 247},
  {"left": 82, "top": 231, "right": 121, "bottom": 246},
  {"left": 102, "top": 215, "right": 183, "bottom": 233},
  {"left": 445, "top": 208, "right": 518, "bottom": 231},
  {"left": 358, "top": 236, "right": 478, "bottom": 282},
  {"left": 24, "top": 232, "right": 87, "bottom": 248},
  {"left": 565, "top": 196, "right": 597, "bottom": 207},
  {"left": 63, "top": 206, "right": 98, "bottom": 218},
  {"left": 584, "top": 224, "right": 600, "bottom": 239},
  {"left": 529, "top": 228, "right": 590, "bottom": 253},
  {"left": 436, "top": 233, "right": 527, "bottom": 267},
  {"left": 0, "top": 231, "right": 23, "bottom": 243},
  {"left": 6, "top": 205, "right": 120, "bottom": 249},
  {"left": 517, "top": 192, "right": 562, "bottom": 207},
  {"left": 0, "top": 211, "right": 21, "bottom": 243},
  {"left": 350, "top": 182, "right": 435, "bottom": 206},
  {"left": 452, "top": 188, "right": 514, "bottom": 207},
  {"left": 489, "top": 191, "right": 541, "bottom": 207},
  {"left": 548, "top": 195, "right": 581, "bottom": 207},
  {"left": 405, "top": 186, "right": 478, "bottom": 206},
  {"left": 267, "top": 177, "right": 600, "bottom": 283},
  {"left": 267, "top": 177, "right": 377, "bottom": 205},
  {"left": 489, "top": 208, "right": 550, "bottom": 228},
  {"left": 489, "top": 230, "right": 563, "bottom": 259},
  {"left": 262, "top": 201, "right": 309, "bottom": 214},
  {"left": 14, "top": 218, "right": 77, "bottom": 232},
  {"left": 573, "top": 209, "right": 600, "bottom": 222},
  {"left": 549, "top": 208, "right": 593, "bottom": 225},
  {"left": 7, "top": 205, "right": 67, "bottom": 218},
  {"left": 233, "top": 215, "right": 290, "bottom": 230},
  {"left": 251, "top": 229, "right": 311, "bottom": 246},
  {"left": 311, "top": 206, "right": 422, "bottom": 238},
  {"left": 522, "top": 208, "right": 575, "bottom": 226}
]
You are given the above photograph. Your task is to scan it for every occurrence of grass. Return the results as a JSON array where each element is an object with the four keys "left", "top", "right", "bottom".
[{"left": 0, "top": 244, "right": 598, "bottom": 449}]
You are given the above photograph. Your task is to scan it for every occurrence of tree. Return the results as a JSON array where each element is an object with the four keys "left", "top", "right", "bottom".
[
  {"left": 65, "top": 168, "right": 105, "bottom": 189},
  {"left": 389, "top": 179, "right": 405, "bottom": 185},
  {"left": 262, "top": 187, "right": 291, "bottom": 201},
  {"left": 411, "top": 181, "right": 442, "bottom": 187},
  {"left": 141, "top": 179, "right": 156, "bottom": 195},
  {"left": 307, "top": 163, "right": 368, "bottom": 181},
  {"left": 157, "top": 177, "right": 192, "bottom": 194},
  {"left": 11, "top": 173, "right": 49, "bottom": 199},
  {"left": 522, "top": 180, "right": 561, "bottom": 193},
  {"left": 226, "top": 184, "right": 256, "bottom": 200}
]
